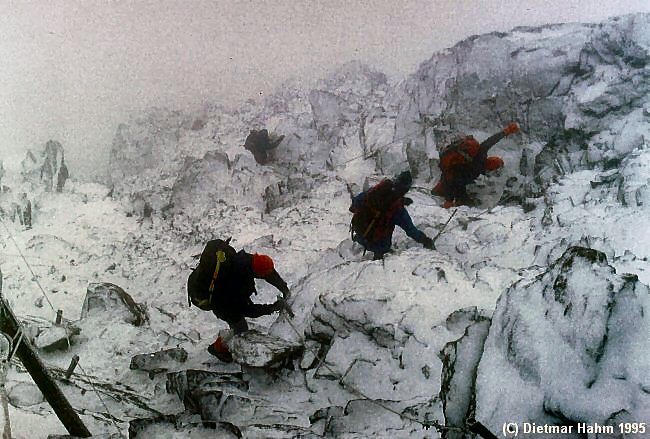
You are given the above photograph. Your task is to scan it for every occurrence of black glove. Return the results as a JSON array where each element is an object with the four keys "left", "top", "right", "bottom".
[
  {"left": 273, "top": 298, "right": 295, "bottom": 318},
  {"left": 403, "top": 197, "right": 413, "bottom": 206},
  {"left": 421, "top": 236, "right": 435, "bottom": 250}
]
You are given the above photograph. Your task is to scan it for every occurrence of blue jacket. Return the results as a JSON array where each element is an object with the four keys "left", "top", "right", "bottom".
[{"left": 350, "top": 190, "right": 428, "bottom": 254}]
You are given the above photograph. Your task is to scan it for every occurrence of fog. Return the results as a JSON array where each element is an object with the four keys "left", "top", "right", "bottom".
[{"left": 2, "top": 0, "right": 649, "bottom": 178}]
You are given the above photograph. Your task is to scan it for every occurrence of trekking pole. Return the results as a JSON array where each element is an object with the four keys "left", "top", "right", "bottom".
[{"left": 431, "top": 208, "right": 458, "bottom": 247}]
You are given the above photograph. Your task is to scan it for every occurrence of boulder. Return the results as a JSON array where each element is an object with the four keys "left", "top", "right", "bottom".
[
  {"left": 7, "top": 382, "right": 44, "bottom": 407},
  {"left": 80, "top": 283, "right": 148, "bottom": 326},
  {"left": 474, "top": 246, "right": 650, "bottom": 434},
  {"left": 229, "top": 330, "right": 303, "bottom": 368},
  {"left": 166, "top": 369, "right": 247, "bottom": 414},
  {"left": 129, "top": 347, "right": 188, "bottom": 373},
  {"left": 128, "top": 414, "right": 241, "bottom": 438},
  {"left": 34, "top": 324, "right": 81, "bottom": 352}
]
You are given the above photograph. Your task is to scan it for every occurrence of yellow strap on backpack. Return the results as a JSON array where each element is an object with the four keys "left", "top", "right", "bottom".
[{"left": 208, "top": 250, "right": 227, "bottom": 293}]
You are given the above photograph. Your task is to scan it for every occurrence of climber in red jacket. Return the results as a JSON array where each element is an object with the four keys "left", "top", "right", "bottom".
[{"left": 432, "top": 122, "right": 520, "bottom": 208}]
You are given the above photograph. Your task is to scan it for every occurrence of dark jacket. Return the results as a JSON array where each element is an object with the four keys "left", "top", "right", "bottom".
[
  {"left": 350, "top": 190, "right": 428, "bottom": 254},
  {"left": 244, "top": 130, "right": 274, "bottom": 164},
  {"left": 187, "top": 250, "right": 288, "bottom": 316}
]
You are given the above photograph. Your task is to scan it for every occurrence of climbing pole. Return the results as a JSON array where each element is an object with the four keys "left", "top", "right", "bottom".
[
  {"left": 0, "top": 331, "right": 11, "bottom": 439},
  {"left": 0, "top": 267, "right": 91, "bottom": 438}
]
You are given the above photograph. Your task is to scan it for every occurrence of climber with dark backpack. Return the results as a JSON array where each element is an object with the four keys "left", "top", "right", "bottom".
[
  {"left": 187, "top": 238, "right": 293, "bottom": 362},
  {"left": 349, "top": 171, "right": 435, "bottom": 260},
  {"left": 243, "top": 128, "right": 285, "bottom": 165},
  {"left": 432, "top": 122, "right": 520, "bottom": 208}
]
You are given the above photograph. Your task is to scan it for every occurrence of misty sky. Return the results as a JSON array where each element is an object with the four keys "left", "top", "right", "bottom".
[{"left": 2, "top": 0, "right": 650, "bottom": 176}]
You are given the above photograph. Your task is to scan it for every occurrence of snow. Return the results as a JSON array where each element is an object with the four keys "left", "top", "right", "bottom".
[{"left": 0, "top": 12, "right": 649, "bottom": 439}]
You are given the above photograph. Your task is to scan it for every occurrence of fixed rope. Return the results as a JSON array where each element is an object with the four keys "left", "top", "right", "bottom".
[
  {"left": 1, "top": 217, "right": 123, "bottom": 437},
  {"left": 76, "top": 363, "right": 123, "bottom": 436},
  {"left": 1, "top": 219, "right": 56, "bottom": 312}
]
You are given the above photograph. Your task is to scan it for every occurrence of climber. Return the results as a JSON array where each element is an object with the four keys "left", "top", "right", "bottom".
[
  {"left": 432, "top": 122, "right": 520, "bottom": 208},
  {"left": 243, "top": 129, "right": 285, "bottom": 165},
  {"left": 187, "top": 238, "right": 293, "bottom": 362},
  {"left": 56, "top": 157, "right": 69, "bottom": 192},
  {"left": 41, "top": 140, "right": 63, "bottom": 192},
  {"left": 0, "top": 160, "right": 4, "bottom": 192},
  {"left": 349, "top": 170, "right": 435, "bottom": 260},
  {"left": 19, "top": 193, "right": 31, "bottom": 229}
]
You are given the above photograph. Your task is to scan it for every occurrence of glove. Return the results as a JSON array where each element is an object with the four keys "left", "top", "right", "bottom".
[
  {"left": 274, "top": 298, "right": 295, "bottom": 318},
  {"left": 503, "top": 122, "right": 520, "bottom": 136},
  {"left": 442, "top": 199, "right": 456, "bottom": 209},
  {"left": 421, "top": 236, "right": 435, "bottom": 250},
  {"left": 403, "top": 197, "right": 413, "bottom": 206}
]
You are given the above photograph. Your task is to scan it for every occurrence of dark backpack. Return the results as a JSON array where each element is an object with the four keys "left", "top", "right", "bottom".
[
  {"left": 350, "top": 180, "right": 403, "bottom": 242},
  {"left": 187, "top": 238, "right": 238, "bottom": 310}
]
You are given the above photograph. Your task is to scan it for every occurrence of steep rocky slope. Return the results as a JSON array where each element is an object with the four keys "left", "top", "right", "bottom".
[{"left": 0, "top": 13, "right": 648, "bottom": 439}]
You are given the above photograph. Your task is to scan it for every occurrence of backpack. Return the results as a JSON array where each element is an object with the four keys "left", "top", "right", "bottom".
[
  {"left": 439, "top": 136, "right": 481, "bottom": 171},
  {"left": 187, "top": 238, "right": 238, "bottom": 310},
  {"left": 350, "top": 180, "right": 404, "bottom": 242}
]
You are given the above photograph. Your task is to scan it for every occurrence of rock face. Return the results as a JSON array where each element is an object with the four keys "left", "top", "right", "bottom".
[
  {"left": 439, "top": 312, "right": 491, "bottom": 438},
  {"left": 81, "top": 282, "right": 148, "bottom": 326},
  {"left": 165, "top": 369, "right": 304, "bottom": 432},
  {"left": 106, "top": 61, "right": 395, "bottom": 240},
  {"left": 396, "top": 14, "right": 650, "bottom": 203},
  {"left": 474, "top": 246, "right": 650, "bottom": 434}
]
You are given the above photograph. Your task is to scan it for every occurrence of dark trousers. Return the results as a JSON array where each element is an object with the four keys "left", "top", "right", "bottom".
[{"left": 212, "top": 300, "right": 277, "bottom": 335}]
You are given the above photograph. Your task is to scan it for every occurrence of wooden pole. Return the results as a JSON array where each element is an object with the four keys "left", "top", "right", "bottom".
[
  {"left": 0, "top": 269, "right": 91, "bottom": 437},
  {"left": 65, "top": 355, "right": 80, "bottom": 380},
  {"left": 0, "top": 333, "right": 11, "bottom": 439}
]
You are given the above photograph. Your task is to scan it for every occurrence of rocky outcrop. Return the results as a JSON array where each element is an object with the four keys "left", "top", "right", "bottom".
[
  {"left": 81, "top": 282, "right": 148, "bottom": 326},
  {"left": 474, "top": 246, "right": 650, "bottom": 434},
  {"left": 108, "top": 109, "right": 197, "bottom": 199},
  {"left": 165, "top": 369, "right": 309, "bottom": 432},
  {"left": 396, "top": 14, "right": 650, "bottom": 203},
  {"left": 440, "top": 310, "right": 491, "bottom": 438}
]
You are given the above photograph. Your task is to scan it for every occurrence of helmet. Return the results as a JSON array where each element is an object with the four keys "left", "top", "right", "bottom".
[{"left": 252, "top": 253, "right": 274, "bottom": 277}]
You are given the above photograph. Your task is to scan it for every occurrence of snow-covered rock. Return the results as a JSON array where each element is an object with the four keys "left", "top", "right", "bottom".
[
  {"left": 128, "top": 414, "right": 241, "bottom": 439},
  {"left": 33, "top": 324, "right": 80, "bottom": 352},
  {"left": 129, "top": 347, "right": 188, "bottom": 374},
  {"left": 439, "top": 311, "right": 491, "bottom": 438},
  {"left": 397, "top": 13, "right": 650, "bottom": 206},
  {"left": 80, "top": 282, "right": 148, "bottom": 327},
  {"left": 7, "top": 382, "right": 44, "bottom": 408},
  {"left": 475, "top": 246, "right": 650, "bottom": 434},
  {"left": 1, "top": 12, "right": 649, "bottom": 439},
  {"left": 229, "top": 330, "right": 302, "bottom": 369}
]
